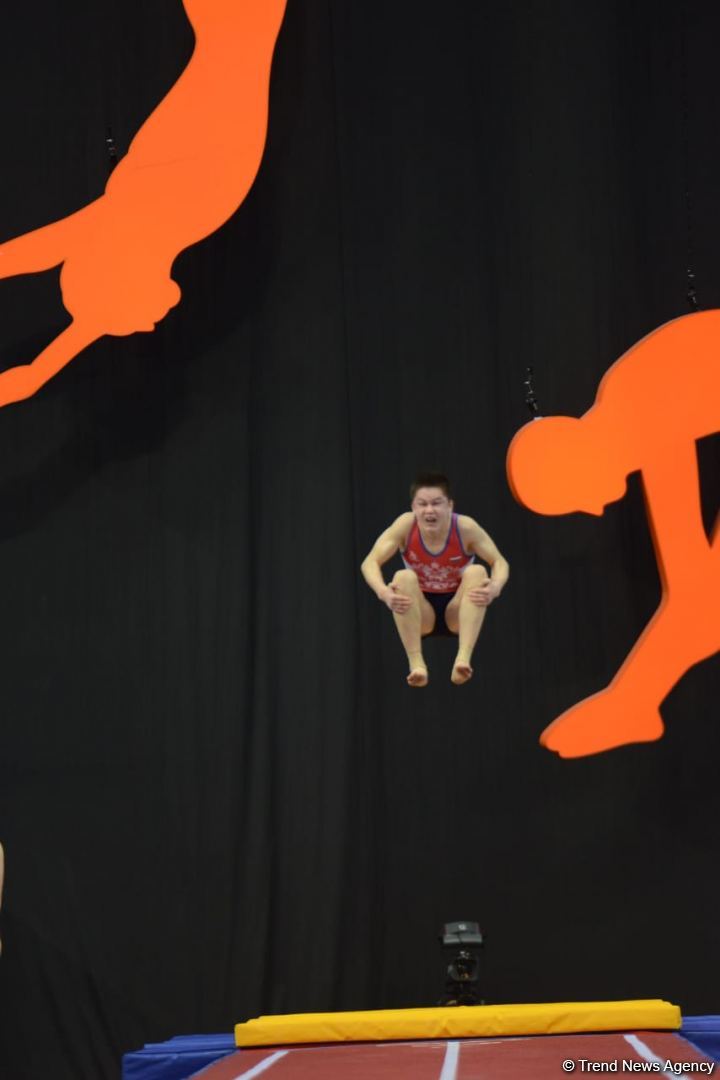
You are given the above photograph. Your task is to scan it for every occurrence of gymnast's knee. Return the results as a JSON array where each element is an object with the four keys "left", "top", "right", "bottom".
[
  {"left": 463, "top": 564, "right": 489, "bottom": 585},
  {"left": 392, "top": 568, "right": 420, "bottom": 593}
]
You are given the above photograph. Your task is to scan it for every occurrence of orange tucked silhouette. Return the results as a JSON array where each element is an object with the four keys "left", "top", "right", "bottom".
[
  {"left": 0, "top": 0, "right": 287, "bottom": 405},
  {"left": 507, "top": 311, "right": 720, "bottom": 758}
]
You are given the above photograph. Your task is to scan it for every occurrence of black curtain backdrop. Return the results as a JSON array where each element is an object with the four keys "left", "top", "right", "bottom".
[{"left": 0, "top": 1, "right": 718, "bottom": 1077}]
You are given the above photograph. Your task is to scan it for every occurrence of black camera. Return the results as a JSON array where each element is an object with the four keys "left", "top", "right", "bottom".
[{"left": 439, "top": 921, "right": 484, "bottom": 1006}]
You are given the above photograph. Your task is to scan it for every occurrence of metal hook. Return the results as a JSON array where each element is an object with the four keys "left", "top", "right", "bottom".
[
  {"left": 524, "top": 366, "right": 540, "bottom": 418},
  {"left": 106, "top": 127, "right": 119, "bottom": 174}
]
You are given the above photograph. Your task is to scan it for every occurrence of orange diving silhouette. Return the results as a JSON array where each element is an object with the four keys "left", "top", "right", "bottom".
[
  {"left": 507, "top": 311, "right": 720, "bottom": 758},
  {"left": 0, "top": 0, "right": 287, "bottom": 405}
]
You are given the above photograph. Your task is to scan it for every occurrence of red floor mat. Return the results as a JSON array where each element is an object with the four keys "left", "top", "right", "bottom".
[{"left": 194, "top": 1030, "right": 715, "bottom": 1079}]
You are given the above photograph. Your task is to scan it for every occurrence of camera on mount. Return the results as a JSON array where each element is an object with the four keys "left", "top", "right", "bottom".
[{"left": 439, "top": 920, "right": 484, "bottom": 1006}]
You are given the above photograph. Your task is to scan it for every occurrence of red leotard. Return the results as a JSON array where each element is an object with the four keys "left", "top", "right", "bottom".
[{"left": 401, "top": 513, "right": 475, "bottom": 594}]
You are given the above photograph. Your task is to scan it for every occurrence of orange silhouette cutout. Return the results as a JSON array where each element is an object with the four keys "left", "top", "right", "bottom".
[
  {"left": 0, "top": 0, "right": 287, "bottom": 405},
  {"left": 507, "top": 312, "right": 720, "bottom": 757}
]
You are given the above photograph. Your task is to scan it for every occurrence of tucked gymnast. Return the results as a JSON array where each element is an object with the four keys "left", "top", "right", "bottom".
[{"left": 361, "top": 472, "right": 509, "bottom": 686}]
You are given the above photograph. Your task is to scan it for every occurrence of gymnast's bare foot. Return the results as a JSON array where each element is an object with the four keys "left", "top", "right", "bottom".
[
  {"left": 407, "top": 666, "right": 429, "bottom": 687},
  {"left": 451, "top": 658, "right": 473, "bottom": 685}
]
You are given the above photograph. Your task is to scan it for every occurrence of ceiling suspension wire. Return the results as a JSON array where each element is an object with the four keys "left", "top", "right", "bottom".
[
  {"left": 524, "top": 366, "right": 540, "bottom": 418},
  {"left": 679, "top": 0, "right": 699, "bottom": 311},
  {"left": 523, "top": 2, "right": 541, "bottom": 420}
]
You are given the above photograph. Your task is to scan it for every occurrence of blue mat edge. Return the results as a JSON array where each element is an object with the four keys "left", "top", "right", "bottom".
[{"left": 121, "top": 1016, "right": 720, "bottom": 1080}]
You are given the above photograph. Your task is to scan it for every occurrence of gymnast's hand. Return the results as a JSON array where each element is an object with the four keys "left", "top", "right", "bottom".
[
  {"left": 382, "top": 584, "right": 412, "bottom": 614},
  {"left": 469, "top": 580, "right": 501, "bottom": 607}
]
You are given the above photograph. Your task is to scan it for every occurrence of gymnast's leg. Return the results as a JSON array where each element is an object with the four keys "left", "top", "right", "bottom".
[
  {"left": 389, "top": 569, "right": 435, "bottom": 687},
  {"left": 445, "top": 564, "right": 490, "bottom": 684}
]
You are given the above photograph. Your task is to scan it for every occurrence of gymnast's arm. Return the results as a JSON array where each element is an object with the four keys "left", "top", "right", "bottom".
[
  {"left": 360, "top": 513, "right": 413, "bottom": 605},
  {"left": 460, "top": 516, "right": 509, "bottom": 601}
]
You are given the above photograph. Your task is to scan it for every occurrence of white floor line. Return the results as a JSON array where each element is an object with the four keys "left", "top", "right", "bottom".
[
  {"left": 439, "top": 1040, "right": 460, "bottom": 1080},
  {"left": 232, "top": 1049, "right": 289, "bottom": 1080},
  {"left": 624, "top": 1034, "right": 668, "bottom": 1068}
]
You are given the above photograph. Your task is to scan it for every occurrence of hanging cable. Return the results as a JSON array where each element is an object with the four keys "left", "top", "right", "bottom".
[
  {"left": 522, "top": 3, "right": 542, "bottom": 419},
  {"left": 679, "top": 0, "right": 699, "bottom": 311},
  {"left": 105, "top": 127, "right": 119, "bottom": 174},
  {"left": 524, "top": 366, "right": 540, "bottom": 418}
]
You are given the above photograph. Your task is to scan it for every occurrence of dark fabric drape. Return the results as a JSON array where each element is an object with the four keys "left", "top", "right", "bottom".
[{"left": 0, "top": 1, "right": 718, "bottom": 1077}]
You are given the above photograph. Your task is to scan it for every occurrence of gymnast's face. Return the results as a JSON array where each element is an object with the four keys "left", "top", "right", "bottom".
[{"left": 412, "top": 487, "right": 454, "bottom": 532}]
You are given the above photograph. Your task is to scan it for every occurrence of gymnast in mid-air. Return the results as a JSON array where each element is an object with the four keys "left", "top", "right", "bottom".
[{"left": 361, "top": 472, "right": 509, "bottom": 687}]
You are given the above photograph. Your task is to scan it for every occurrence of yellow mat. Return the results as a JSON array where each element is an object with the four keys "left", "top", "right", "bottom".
[{"left": 235, "top": 998, "right": 681, "bottom": 1047}]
